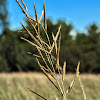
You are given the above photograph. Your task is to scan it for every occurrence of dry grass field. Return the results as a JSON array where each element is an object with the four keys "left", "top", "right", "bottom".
[{"left": 0, "top": 73, "right": 100, "bottom": 100}]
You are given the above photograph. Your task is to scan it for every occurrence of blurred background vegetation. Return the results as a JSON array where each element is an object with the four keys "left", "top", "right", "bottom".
[{"left": 0, "top": 0, "right": 100, "bottom": 73}]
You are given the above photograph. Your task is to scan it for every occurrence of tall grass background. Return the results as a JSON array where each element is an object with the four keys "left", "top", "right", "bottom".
[{"left": 0, "top": 73, "right": 100, "bottom": 100}]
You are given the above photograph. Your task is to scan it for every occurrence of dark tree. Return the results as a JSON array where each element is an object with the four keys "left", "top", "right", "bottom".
[
  {"left": 0, "top": 0, "right": 8, "bottom": 33},
  {"left": 87, "top": 24, "right": 100, "bottom": 44}
]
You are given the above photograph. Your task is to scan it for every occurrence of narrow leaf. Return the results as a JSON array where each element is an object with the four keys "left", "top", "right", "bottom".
[{"left": 27, "top": 88, "right": 48, "bottom": 100}]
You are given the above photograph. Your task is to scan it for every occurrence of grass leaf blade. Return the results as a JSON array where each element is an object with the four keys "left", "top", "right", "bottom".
[{"left": 27, "top": 88, "right": 48, "bottom": 100}]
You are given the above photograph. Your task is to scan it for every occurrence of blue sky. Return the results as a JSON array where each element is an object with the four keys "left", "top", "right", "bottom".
[{"left": 8, "top": 0, "right": 100, "bottom": 35}]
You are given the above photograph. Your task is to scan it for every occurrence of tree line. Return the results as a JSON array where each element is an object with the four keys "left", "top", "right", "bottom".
[{"left": 0, "top": 0, "right": 100, "bottom": 73}]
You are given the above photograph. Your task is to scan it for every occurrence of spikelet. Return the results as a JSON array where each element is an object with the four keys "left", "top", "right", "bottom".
[
  {"left": 39, "top": 10, "right": 44, "bottom": 22},
  {"left": 21, "top": 0, "right": 27, "bottom": 11},
  {"left": 62, "top": 61, "right": 66, "bottom": 81},
  {"left": 56, "top": 32, "right": 61, "bottom": 70},
  {"left": 33, "top": 2, "right": 38, "bottom": 22},
  {"left": 43, "top": 2, "right": 47, "bottom": 31}
]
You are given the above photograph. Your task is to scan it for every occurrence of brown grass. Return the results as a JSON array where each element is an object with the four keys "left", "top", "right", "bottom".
[{"left": 15, "top": 0, "right": 87, "bottom": 100}]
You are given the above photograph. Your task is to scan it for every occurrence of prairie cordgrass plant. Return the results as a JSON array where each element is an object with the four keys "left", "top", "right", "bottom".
[{"left": 16, "top": 0, "right": 86, "bottom": 100}]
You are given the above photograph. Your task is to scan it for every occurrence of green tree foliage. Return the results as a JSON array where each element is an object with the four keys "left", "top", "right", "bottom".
[
  {"left": 76, "top": 32, "right": 88, "bottom": 45},
  {"left": 0, "top": 0, "right": 9, "bottom": 71},
  {"left": 74, "top": 23, "right": 100, "bottom": 73},
  {"left": 0, "top": 0, "right": 8, "bottom": 32},
  {"left": 0, "top": 1, "right": 100, "bottom": 73},
  {"left": 0, "top": 14, "right": 100, "bottom": 73},
  {"left": 87, "top": 24, "right": 100, "bottom": 44}
]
